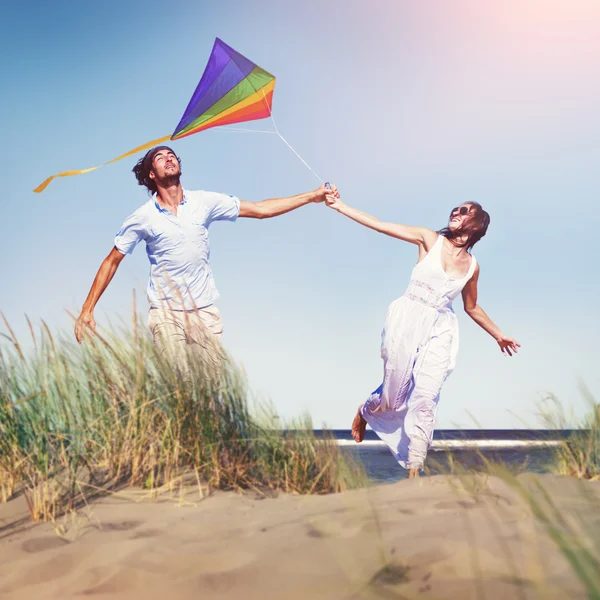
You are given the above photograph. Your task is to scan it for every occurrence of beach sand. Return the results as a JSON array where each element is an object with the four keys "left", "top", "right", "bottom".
[{"left": 0, "top": 474, "right": 597, "bottom": 599}]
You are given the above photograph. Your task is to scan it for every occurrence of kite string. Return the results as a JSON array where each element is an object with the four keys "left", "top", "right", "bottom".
[
  {"left": 258, "top": 90, "right": 325, "bottom": 186},
  {"left": 275, "top": 129, "right": 325, "bottom": 185}
]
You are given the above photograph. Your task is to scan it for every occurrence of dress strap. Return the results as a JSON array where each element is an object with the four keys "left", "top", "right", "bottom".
[
  {"left": 433, "top": 234, "right": 445, "bottom": 253},
  {"left": 420, "top": 233, "right": 444, "bottom": 268},
  {"left": 466, "top": 255, "right": 477, "bottom": 280}
]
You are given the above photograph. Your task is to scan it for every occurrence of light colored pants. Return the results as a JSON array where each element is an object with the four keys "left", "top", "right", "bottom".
[
  {"left": 360, "top": 296, "right": 456, "bottom": 471},
  {"left": 148, "top": 305, "right": 225, "bottom": 375}
]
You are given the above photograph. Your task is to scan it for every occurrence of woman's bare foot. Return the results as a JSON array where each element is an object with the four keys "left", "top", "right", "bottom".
[
  {"left": 351, "top": 405, "right": 367, "bottom": 443},
  {"left": 408, "top": 468, "right": 420, "bottom": 479}
]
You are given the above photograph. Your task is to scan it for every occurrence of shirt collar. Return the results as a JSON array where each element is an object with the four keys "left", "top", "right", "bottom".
[{"left": 153, "top": 189, "right": 187, "bottom": 213}]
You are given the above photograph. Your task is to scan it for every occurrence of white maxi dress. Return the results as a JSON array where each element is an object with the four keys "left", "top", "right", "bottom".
[{"left": 361, "top": 234, "right": 477, "bottom": 470}]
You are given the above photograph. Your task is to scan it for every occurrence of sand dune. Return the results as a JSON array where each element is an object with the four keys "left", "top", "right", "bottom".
[{"left": 1, "top": 474, "right": 597, "bottom": 599}]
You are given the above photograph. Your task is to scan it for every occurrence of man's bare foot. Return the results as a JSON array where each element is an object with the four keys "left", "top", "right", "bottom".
[
  {"left": 351, "top": 405, "right": 367, "bottom": 443},
  {"left": 408, "top": 468, "right": 420, "bottom": 479}
]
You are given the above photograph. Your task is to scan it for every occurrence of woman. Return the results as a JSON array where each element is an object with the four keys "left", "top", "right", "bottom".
[{"left": 325, "top": 187, "right": 520, "bottom": 479}]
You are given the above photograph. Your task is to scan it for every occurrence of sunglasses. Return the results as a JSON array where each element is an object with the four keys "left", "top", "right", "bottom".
[{"left": 450, "top": 206, "right": 471, "bottom": 217}]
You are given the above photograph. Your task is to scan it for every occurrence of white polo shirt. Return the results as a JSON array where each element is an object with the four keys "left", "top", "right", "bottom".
[{"left": 114, "top": 189, "right": 240, "bottom": 310}]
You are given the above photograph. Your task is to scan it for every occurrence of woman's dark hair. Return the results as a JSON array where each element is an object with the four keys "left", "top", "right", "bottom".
[
  {"left": 438, "top": 201, "right": 490, "bottom": 251},
  {"left": 132, "top": 146, "right": 182, "bottom": 195}
]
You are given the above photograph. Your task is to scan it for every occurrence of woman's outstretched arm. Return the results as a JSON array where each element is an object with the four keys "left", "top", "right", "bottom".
[
  {"left": 325, "top": 188, "right": 437, "bottom": 247},
  {"left": 462, "top": 264, "right": 520, "bottom": 356}
]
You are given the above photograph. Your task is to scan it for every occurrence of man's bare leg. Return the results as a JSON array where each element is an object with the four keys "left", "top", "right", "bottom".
[
  {"left": 408, "top": 468, "right": 420, "bottom": 479},
  {"left": 351, "top": 404, "right": 367, "bottom": 443}
]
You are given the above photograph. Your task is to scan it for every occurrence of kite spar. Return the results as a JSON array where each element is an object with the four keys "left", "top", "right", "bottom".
[{"left": 34, "top": 38, "right": 324, "bottom": 193}]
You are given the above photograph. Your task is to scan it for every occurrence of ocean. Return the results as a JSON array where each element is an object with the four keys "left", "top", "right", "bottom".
[{"left": 321, "top": 429, "right": 575, "bottom": 483}]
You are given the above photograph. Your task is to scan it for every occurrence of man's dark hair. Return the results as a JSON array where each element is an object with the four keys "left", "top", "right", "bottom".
[{"left": 132, "top": 146, "right": 183, "bottom": 195}]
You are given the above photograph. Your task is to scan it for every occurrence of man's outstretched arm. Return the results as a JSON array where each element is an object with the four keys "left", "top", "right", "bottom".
[
  {"left": 74, "top": 247, "right": 126, "bottom": 343},
  {"left": 238, "top": 184, "right": 332, "bottom": 219}
]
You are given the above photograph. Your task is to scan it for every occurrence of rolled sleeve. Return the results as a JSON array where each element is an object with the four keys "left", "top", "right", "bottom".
[
  {"left": 206, "top": 192, "right": 240, "bottom": 225},
  {"left": 114, "top": 209, "right": 147, "bottom": 255}
]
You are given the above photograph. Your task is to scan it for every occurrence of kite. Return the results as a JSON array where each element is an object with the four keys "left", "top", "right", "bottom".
[{"left": 34, "top": 38, "right": 278, "bottom": 193}]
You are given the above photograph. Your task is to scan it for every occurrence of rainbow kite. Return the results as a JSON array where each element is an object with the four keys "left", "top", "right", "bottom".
[{"left": 34, "top": 38, "right": 276, "bottom": 193}]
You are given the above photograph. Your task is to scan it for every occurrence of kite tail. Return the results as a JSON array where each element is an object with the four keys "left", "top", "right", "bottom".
[{"left": 33, "top": 134, "right": 172, "bottom": 193}]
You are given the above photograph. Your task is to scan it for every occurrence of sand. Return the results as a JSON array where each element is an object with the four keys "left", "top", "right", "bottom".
[{"left": 0, "top": 474, "right": 598, "bottom": 599}]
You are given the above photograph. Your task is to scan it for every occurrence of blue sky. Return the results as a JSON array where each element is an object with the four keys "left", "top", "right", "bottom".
[{"left": 2, "top": 0, "right": 599, "bottom": 428}]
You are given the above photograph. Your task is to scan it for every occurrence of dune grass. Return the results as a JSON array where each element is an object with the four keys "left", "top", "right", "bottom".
[
  {"left": 4, "top": 309, "right": 600, "bottom": 596},
  {"left": 0, "top": 312, "right": 366, "bottom": 521},
  {"left": 538, "top": 390, "right": 600, "bottom": 481},
  {"left": 423, "top": 393, "right": 600, "bottom": 600},
  {"left": 533, "top": 391, "right": 600, "bottom": 596}
]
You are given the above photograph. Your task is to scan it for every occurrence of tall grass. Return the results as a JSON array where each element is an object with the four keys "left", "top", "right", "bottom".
[
  {"left": 426, "top": 394, "right": 600, "bottom": 600},
  {"left": 0, "top": 313, "right": 366, "bottom": 521},
  {"left": 538, "top": 390, "right": 600, "bottom": 480}
]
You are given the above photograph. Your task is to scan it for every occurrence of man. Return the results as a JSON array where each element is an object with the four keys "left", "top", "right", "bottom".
[{"left": 74, "top": 145, "right": 333, "bottom": 368}]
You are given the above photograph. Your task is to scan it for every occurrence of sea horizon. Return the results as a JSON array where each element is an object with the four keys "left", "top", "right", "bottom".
[
  {"left": 309, "top": 428, "right": 575, "bottom": 483},
  {"left": 314, "top": 428, "right": 578, "bottom": 442}
]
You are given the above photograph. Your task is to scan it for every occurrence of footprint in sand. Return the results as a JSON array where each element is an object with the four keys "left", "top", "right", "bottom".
[
  {"left": 83, "top": 552, "right": 257, "bottom": 596},
  {"left": 130, "top": 529, "right": 162, "bottom": 540},
  {"left": 306, "top": 524, "right": 326, "bottom": 538},
  {"left": 22, "top": 537, "right": 70, "bottom": 554},
  {"left": 14, "top": 554, "right": 76, "bottom": 586},
  {"left": 82, "top": 567, "right": 154, "bottom": 595},
  {"left": 305, "top": 517, "right": 365, "bottom": 539},
  {"left": 100, "top": 520, "right": 141, "bottom": 532},
  {"left": 397, "top": 508, "right": 415, "bottom": 515},
  {"left": 370, "top": 563, "right": 411, "bottom": 587},
  {"left": 433, "top": 500, "right": 476, "bottom": 511},
  {"left": 153, "top": 551, "right": 256, "bottom": 577}
]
